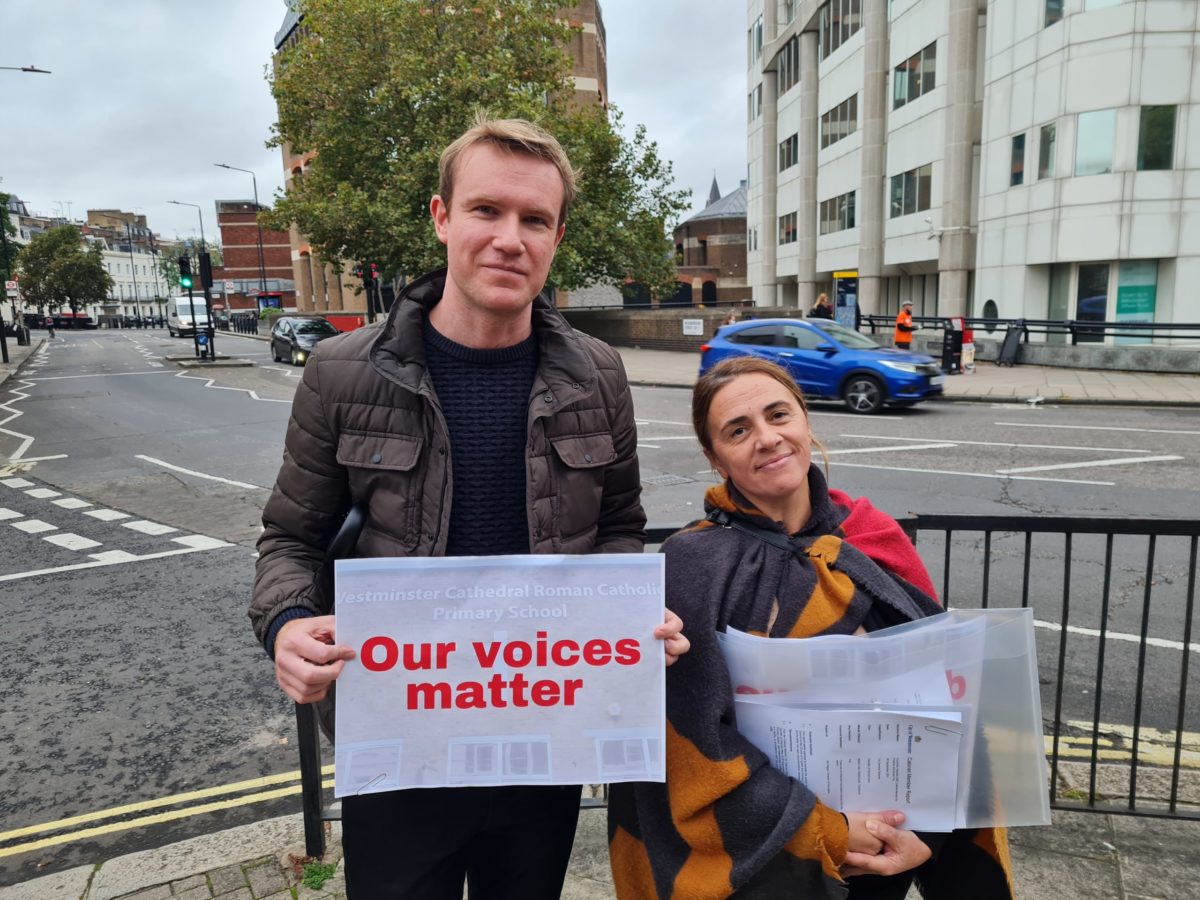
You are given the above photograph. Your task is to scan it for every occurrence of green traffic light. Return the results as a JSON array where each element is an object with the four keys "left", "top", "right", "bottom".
[{"left": 180, "top": 275, "right": 193, "bottom": 289}]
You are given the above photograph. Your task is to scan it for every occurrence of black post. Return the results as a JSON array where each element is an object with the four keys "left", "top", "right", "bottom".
[
  {"left": 188, "top": 282, "right": 201, "bottom": 359},
  {"left": 0, "top": 219, "right": 10, "bottom": 363},
  {"left": 295, "top": 702, "right": 328, "bottom": 857}
]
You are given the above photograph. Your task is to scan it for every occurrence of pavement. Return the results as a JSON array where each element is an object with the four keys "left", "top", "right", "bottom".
[{"left": 3, "top": 332, "right": 1200, "bottom": 899}]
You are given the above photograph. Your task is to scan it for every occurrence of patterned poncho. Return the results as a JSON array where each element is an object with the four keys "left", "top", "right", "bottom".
[{"left": 608, "top": 469, "right": 1014, "bottom": 899}]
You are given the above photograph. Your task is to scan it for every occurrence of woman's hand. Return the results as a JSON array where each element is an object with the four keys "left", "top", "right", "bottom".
[
  {"left": 841, "top": 817, "right": 932, "bottom": 878},
  {"left": 655, "top": 608, "right": 690, "bottom": 666},
  {"left": 844, "top": 811, "right": 906, "bottom": 855}
]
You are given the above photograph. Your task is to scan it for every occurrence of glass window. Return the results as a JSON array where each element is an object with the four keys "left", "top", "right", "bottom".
[
  {"left": 1011, "top": 134, "right": 1026, "bottom": 186},
  {"left": 1075, "top": 109, "right": 1116, "bottom": 176},
  {"left": 1038, "top": 123, "right": 1056, "bottom": 179},
  {"left": 778, "top": 212, "right": 798, "bottom": 245},
  {"left": 1076, "top": 263, "right": 1109, "bottom": 343},
  {"left": 917, "top": 164, "right": 932, "bottom": 211},
  {"left": 1137, "top": 106, "right": 1175, "bottom": 171},
  {"left": 890, "top": 164, "right": 933, "bottom": 218},
  {"left": 729, "top": 325, "right": 779, "bottom": 346},
  {"left": 893, "top": 42, "right": 936, "bottom": 110},
  {"left": 1045, "top": 0, "right": 1063, "bottom": 26},
  {"left": 781, "top": 326, "right": 830, "bottom": 350},
  {"left": 820, "top": 0, "right": 862, "bottom": 60}
]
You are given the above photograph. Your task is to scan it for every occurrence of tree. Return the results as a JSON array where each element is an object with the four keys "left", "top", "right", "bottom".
[
  {"left": 265, "top": 0, "right": 690, "bottom": 299},
  {"left": 0, "top": 192, "right": 18, "bottom": 283},
  {"left": 17, "top": 226, "right": 113, "bottom": 316}
]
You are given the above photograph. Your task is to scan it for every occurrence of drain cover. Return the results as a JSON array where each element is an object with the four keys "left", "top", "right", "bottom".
[{"left": 642, "top": 473, "right": 694, "bottom": 486}]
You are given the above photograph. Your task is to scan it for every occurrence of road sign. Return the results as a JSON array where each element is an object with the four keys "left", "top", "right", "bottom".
[
  {"left": 224, "top": 280, "right": 234, "bottom": 291},
  {"left": 5, "top": 280, "right": 18, "bottom": 297}
]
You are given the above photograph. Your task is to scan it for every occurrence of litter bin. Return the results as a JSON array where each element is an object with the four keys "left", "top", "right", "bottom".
[
  {"left": 16, "top": 326, "right": 30, "bottom": 346},
  {"left": 941, "top": 317, "right": 965, "bottom": 374}
]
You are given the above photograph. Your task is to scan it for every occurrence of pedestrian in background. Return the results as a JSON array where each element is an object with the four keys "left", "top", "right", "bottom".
[
  {"left": 894, "top": 298, "right": 917, "bottom": 349},
  {"left": 808, "top": 291, "right": 834, "bottom": 320},
  {"left": 250, "top": 115, "right": 687, "bottom": 899}
]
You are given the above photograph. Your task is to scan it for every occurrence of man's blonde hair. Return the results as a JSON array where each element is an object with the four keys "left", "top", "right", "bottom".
[{"left": 438, "top": 115, "right": 578, "bottom": 226}]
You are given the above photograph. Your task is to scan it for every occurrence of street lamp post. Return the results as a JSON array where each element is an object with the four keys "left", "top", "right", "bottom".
[
  {"left": 168, "top": 200, "right": 215, "bottom": 360},
  {"left": 125, "top": 222, "right": 141, "bottom": 326},
  {"left": 0, "top": 64, "right": 50, "bottom": 363},
  {"left": 214, "top": 163, "right": 269, "bottom": 307}
]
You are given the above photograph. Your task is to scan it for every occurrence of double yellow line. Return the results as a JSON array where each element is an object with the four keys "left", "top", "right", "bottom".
[{"left": 0, "top": 765, "right": 334, "bottom": 859}]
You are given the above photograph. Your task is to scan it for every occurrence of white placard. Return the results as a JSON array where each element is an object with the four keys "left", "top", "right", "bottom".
[
  {"left": 333, "top": 554, "right": 666, "bottom": 796},
  {"left": 682, "top": 318, "right": 704, "bottom": 336}
]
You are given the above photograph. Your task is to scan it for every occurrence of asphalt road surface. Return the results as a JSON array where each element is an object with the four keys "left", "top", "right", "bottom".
[{"left": 0, "top": 329, "right": 1195, "bottom": 884}]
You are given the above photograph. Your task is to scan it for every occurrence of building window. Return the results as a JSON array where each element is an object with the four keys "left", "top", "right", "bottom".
[
  {"left": 1045, "top": 0, "right": 1063, "bottom": 26},
  {"left": 784, "top": 0, "right": 797, "bottom": 24},
  {"left": 1075, "top": 109, "right": 1116, "bottom": 176},
  {"left": 1010, "top": 133, "right": 1026, "bottom": 186},
  {"left": 748, "top": 84, "right": 763, "bottom": 122},
  {"left": 778, "top": 36, "right": 801, "bottom": 95},
  {"left": 820, "top": 94, "right": 858, "bottom": 149},
  {"left": 819, "top": 0, "right": 862, "bottom": 61},
  {"left": 889, "top": 164, "right": 933, "bottom": 218},
  {"left": 819, "top": 191, "right": 857, "bottom": 235},
  {"left": 1137, "top": 106, "right": 1176, "bottom": 171},
  {"left": 893, "top": 42, "right": 937, "bottom": 110},
  {"left": 1038, "top": 123, "right": 1056, "bottom": 179},
  {"left": 779, "top": 133, "right": 799, "bottom": 171},
  {"left": 778, "top": 212, "right": 798, "bottom": 245},
  {"left": 748, "top": 15, "right": 764, "bottom": 64}
]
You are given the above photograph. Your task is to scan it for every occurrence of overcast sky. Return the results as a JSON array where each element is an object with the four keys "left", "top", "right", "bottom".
[{"left": 1, "top": 0, "right": 745, "bottom": 244}]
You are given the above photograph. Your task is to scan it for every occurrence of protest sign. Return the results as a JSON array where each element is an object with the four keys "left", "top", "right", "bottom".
[{"left": 333, "top": 554, "right": 665, "bottom": 797}]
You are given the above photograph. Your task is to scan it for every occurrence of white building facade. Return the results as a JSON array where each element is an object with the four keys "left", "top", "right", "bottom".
[{"left": 747, "top": 0, "right": 1200, "bottom": 340}]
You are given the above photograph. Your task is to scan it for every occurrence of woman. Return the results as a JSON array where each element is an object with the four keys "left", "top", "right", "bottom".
[
  {"left": 808, "top": 292, "right": 834, "bottom": 319},
  {"left": 608, "top": 357, "right": 1012, "bottom": 899}
]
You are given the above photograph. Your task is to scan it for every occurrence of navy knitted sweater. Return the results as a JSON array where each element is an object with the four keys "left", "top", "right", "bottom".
[{"left": 423, "top": 319, "right": 538, "bottom": 556}]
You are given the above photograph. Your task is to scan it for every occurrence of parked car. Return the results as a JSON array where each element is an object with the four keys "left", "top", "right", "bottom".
[
  {"left": 699, "top": 318, "right": 944, "bottom": 414},
  {"left": 270, "top": 315, "right": 340, "bottom": 366}
]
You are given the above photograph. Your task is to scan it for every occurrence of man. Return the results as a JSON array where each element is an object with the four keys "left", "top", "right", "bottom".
[
  {"left": 250, "top": 117, "right": 686, "bottom": 898},
  {"left": 893, "top": 298, "right": 917, "bottom": 349}
]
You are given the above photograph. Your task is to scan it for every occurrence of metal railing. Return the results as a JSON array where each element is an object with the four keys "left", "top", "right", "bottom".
[
  {"left": 293, "top": 516, "right": 1199, "bottom": 855},
  {"left": 863, "top": 314, "right": 1200, "bottom": 346}
]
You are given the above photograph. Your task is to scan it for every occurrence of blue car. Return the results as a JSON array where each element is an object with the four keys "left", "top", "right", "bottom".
[{"left": 699, "top": 318, "right": 944, "bottom": 414}]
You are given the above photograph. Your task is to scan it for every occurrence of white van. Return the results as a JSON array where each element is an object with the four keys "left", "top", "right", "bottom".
[{"left": 167, "top": 296, "right": 211, "bottom": 337}]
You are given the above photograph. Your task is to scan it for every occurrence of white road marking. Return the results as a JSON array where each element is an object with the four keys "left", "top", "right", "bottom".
[
  {"left": 171, "top": 534, "right": 232, "bottom": 550},
  {"left": 44, "top": 533, "right": 102, "bottom": 551},
  {"left": 135, "top": 455, "right": 265, "bottom": 491},
  {"left": 83, "top": 509, "right": 130, "bottom": 522},
  {"left": 21, "top": 371, "right": 172, "bottom": 381},
  {"left": 11, "top": 519, "right": 57, "bottom": 534},
  {"left": 996, "top": 455, "right": 1182, "bottom": 475},
  {"left": 173, "top": 371, "right": 292, "bottom": 403},
  {"left": 635, "top": 418, "right": 690, "bottom": 427},
  {"left": 25, "top": 487, "right": 60, "bottom": 499},
  {"left": 830, "top": 461, "right": 1115, "bottom": 486},
  {"left": 1033, "top": 618, "right": 1200, "bottom": 655},
  {"left": 996, "top": 421, "right": 1200, "bottom": 437},
  {"left": 0, "top": 544, "right": 234, "bottom": 583},
  {"left": 2, "top": 478, "right": 34, "bottom": 488},
  {"left": 0, "top": 508, "right": 24, "bottom": 520},
  {"left": 826, "top": 442, "right": 957, "bottom": 456},
  {"left": 839, "top": 433, "right": 1152, "bottom": 454},
  {"left": 52, "top": 498, "right": 92, "bottom": 509},
  {"left": 89, "top": 550, "right": 139, "bottom": 563},
  {"left": 12, "top": 454, "right": 69, "bottom": 463},
  {"left": 122, "top": 520, "right": 178, "bottom": 536}
]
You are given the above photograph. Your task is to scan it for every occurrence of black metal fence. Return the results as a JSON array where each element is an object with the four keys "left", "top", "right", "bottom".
[
  {"left": 231, "top": 313, "right": 259, "bottom": 335},
  {"left": 863, "top": 314, "right": 1200, "bottom": 346},
  {"left": 293, "top": 516, "right": 1199, "bottom": 855}
]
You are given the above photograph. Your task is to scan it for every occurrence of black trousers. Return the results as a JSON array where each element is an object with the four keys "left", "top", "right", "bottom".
[{"left": 341, "top": 784, "right": 583, "bottom": 899}]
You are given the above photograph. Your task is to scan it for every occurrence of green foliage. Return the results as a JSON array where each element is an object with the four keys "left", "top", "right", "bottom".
[
  {"left": 0, "top": 192, "right": 18, "bottom": 281},
  {"left": 301, "top": 860, "right": 338, "bottom": 889},
  {"left": 158, "top": 255, "right": 180, "bottom": 291},
  {"left": 16, "top": 226, "right": 113, "bottom": 314},
  {"left": 265, "top": 0, "right": 689, "bottom": 299}
]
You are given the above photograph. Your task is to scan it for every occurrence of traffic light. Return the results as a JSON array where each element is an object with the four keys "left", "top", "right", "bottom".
[
  {"left": 361, "top": 262, "right": 374, "bottom": 286},
  {"left": 198, "top": 252, "right": 213, "bottom": 289},
  {"left": 178, "top": 255, "right": 193, "bottom": 290},
  {"left": 370, "top": 263, "right": 379, "bottom": 283}
]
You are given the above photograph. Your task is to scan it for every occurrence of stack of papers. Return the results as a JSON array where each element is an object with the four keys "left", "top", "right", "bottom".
[{"left": 719, "top": 614, "right": 991, "bottom": 831}]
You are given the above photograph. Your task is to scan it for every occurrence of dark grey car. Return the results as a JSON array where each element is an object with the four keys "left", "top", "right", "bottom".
[{"left": 270, "top": 315, "right": 339, "bottom": 366}]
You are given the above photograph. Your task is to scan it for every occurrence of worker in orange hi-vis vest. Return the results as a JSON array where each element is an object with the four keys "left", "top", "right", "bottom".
[{"left": 893, "top": 298, "right": 917, "bottom": 349}]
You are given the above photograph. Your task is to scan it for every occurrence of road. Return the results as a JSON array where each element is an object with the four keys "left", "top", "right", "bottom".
[{"left": 0, "top": 329, "right": 1195, "bottom": 884}]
